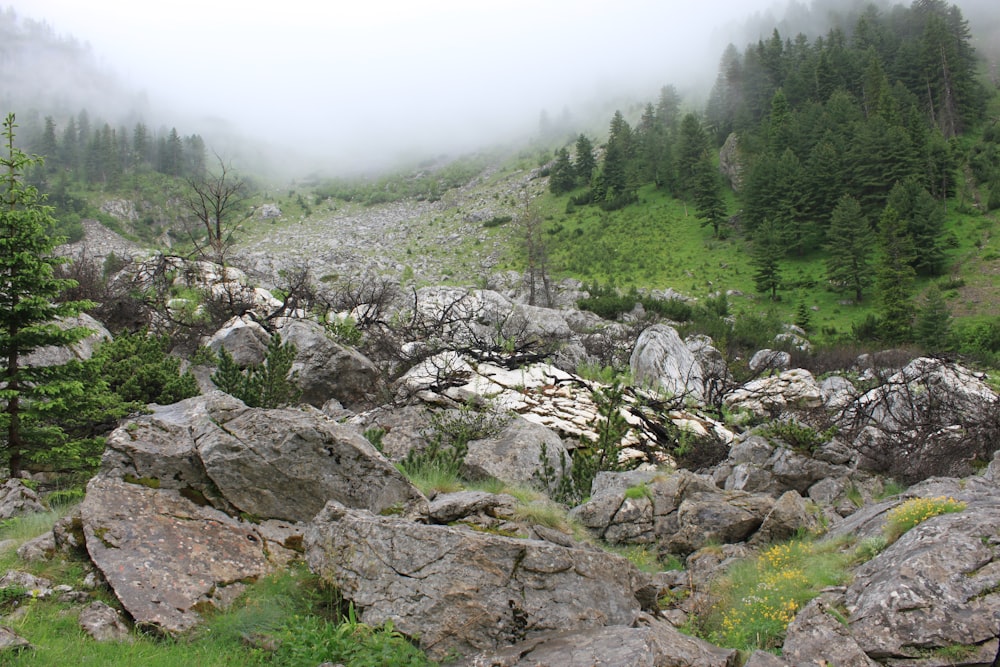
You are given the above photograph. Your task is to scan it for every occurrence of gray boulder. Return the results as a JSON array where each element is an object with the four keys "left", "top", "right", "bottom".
[
  {"left": 350, "top": 404, "right": 433, "bottom": 460},
  {"left": 750, "top": 490, "right": 819, "bottom": 545},
  {"left": 719, "top": 133, "right": 744, "bottom": 191},
  {"left": 666, "top": 491, "right": 772, "bottom": 555},
  {"left": 21, "top": 313, "right": 111, "bottom": 367},
  {"left": 306, "top": 502, "right": 646, "bottom": 660},
  {"left": 630, "top": 324, "right": 705, "bottom": 400},
  {"left": 81, "top": 477, "right": 272, "bottom": 635},
  {"left": 275, "top": 318, "right": 379, "bottom": 410},
  {"left": 724, "top": 369, "right": 823, "bottom": 417},
  {"left": 462, "top": 417, "right": 569, "bottom": 486},
  {"left": 748, "top": 349, "right": 791, "bottom": 373},
  {"left": 427, "top": 491, "right": 517, "bottom": 524},
  {"left": 78, "top": 600, "right": 131, "bottom": 642},
  {"left": 782, "top": 593, "right": 878, "bottom": 667},
  {"left": 102, "top": 391, "right": 427, "bottom": 523},
  {"left": 0, "top": 479, "right": 45, "bottom": 519},
  {"left": 205, "top": 315, "right": 270, "bottom": 367},
  {"left": 571, "top": 470, "right": 776, "bottom": 556},
  {"left": 0, "top": 626, "right": 31, "bottom": 654},
  {"left": 845, "top": 498, "right": 1000, "bottom": 659},
  {"left": 465, "top": 615, "right": 738, "bottom": 666}
]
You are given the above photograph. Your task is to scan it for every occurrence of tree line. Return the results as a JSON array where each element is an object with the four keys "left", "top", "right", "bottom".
[
  {"left": 548, "top": 0, "right": 995, "bottom": 345},
  {"left": 24, "top": 110, "right": 207, "bottom": 189}
]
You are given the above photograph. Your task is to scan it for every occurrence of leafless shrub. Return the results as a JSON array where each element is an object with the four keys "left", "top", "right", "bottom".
[{"left": 836, "top": 358, "right": 1000, "bottom": 484}]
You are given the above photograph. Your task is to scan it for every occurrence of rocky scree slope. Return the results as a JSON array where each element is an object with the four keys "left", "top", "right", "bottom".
[{"left": 2, "top": 258, "right": 999, "bottom": 665}]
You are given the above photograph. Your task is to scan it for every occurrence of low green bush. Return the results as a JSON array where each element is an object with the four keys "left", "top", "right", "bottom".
[{"left": 883, "top": 496, "right": 967, "bottom": 543}]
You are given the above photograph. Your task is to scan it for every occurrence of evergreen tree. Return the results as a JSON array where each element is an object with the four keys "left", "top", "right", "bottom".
[
  {"left": 59, "top": 117, "right": 78, "bottom": 171},
  {"left": 573, "top": 134, "right": 596, "bottom": 187},
  {"left": 914, "top": 284, "right": 951, "bottom": 353},
  {"left": 212, "top": 333, "right": 299, "bottom": 408},
  {"left": 886, "top": 176, "right": 946, "bottom": 276},
  {"left": 0, "top": 114, "right": 93, "bottom": 475},
  {"left": 794, "top": 302, "right": 813, "bottom": 333},
  {"left": 751, "top": 218, "right": 783, "bottom": 300},
  {"left": 825, "top": 194, "right": 876, "bottom": 302},
  {"left": 548, "top": 147, "right": 576, "bottom": 194},
  {"left": 132, "top": 122, "right": 151, "bottom": 169},
  {"left": 90, "top": 331, "right": 199, "bottom": 405},
  {"left": 600, "top": 111, "right": 637, "bottom": 209},
  {"left": 39, "top": 117, "right": 59, "bottom": 173},
  {"left": 655, "top": 85, "right": 682, "bottom": 133},
  {"left": 875, "top": 205, "right": 916, "bottom": 343},
  {"left": 676, "top": 113, "right": 708, "bottom": 197},
  {"left": 692, "top": 152, "right": 727, "bottom": 237}
]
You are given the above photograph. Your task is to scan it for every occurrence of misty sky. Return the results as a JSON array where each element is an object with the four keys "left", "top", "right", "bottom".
[
  {"left": 8, "top": 0, "right": 764, "bottom": 169},
  {"left": 7, "top": 0, "right": 997, "bottom": 172}
]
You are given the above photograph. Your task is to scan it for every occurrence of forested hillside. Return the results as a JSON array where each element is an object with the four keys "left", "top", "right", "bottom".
[{"left": 541, "top": 0, "right": 999, "bottom": 357}]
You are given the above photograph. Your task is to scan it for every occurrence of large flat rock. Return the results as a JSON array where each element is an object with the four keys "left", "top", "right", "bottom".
[
  {"left": 306, "top": 502, "right": 646, "bottom": 660},
  {"left": 80, "top": 477, "right": 272, "bottom": 635}
]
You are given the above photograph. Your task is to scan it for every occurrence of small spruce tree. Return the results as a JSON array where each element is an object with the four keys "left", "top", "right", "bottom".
[
  {"left": 211, "top": 333, "right": 300, "bottom": 408},
  {"left": 0, "top": 114, "right": 94, "bottom": 475},
  {"left": 914, "top": 284, "right": 952, "bottom": 353}
]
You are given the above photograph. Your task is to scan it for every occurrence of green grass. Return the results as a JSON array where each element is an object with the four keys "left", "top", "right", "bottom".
[
  {"left": 0, "top": 514, "right": 434, "bottom": 666},
  {"left": 700, "top": 538, "right": 851, "bottom": 651},
  {"left": 603, "top": 543, "right": 684, "bottom": 574},
  {"left": 533, "top": 179, "right": 999, "bottom": 348},
  {"left": 883, "top": 496, "right": 968, "bottom": 543}
]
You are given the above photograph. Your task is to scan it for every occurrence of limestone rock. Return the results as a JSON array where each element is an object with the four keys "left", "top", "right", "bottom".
[
  {"left": 462, "top": 417, "right": 569, "bottom": 486},
  {"left": 743, "top": 651, "right": 788, "bottom": 667},
  {"left": 194, "top": 401, "right": 427, "bottom": 522},
  {"left": 103, "top": 391, "right": 427, "bottom": 523},
  {"left": 205, "top": 315, "right": 270, "bottom": 367},
  {"left": 21, "top": 313, "right": 111, "bottom": 367},
  {"left": 845, "top": 501, "right": 1000, "bottom": 658},
  {"left": 630, "top": 324, "right": 705, "bottom": 401},
  {"left": 274, "top": 318, "right": 379, "bottom": 410},
  {"left": 751, "top": 490, "right": 819, "bottom": 545},
  {"left": 724, "top": 369, "right": 823, "bottom": 417},
  {"left": 0, "top": 626, "right": 31, "bottom": 654},
  {"left": 782, "top": 593, "right": 878, "bottom": 667},
  {"left": 15, "top": 532, "right": 55, "bottom": 562},
  {"left": 78, "top": 600, "right": 131, "bottom": 642},
  {"left": 718, "top": 133, "right": 743, "bottom": 191},
  {"left": 820, "top": 374, "right": 856, "bottom": 411},
  {"left": 349, "top": 404, "right": 433, "bottom": 460},
  {"left": 306, "top": 502, "right": 645, "bottom": 660},
  {"left": 749, "top": 349, "right": 791, "bottom": 373},
  {"left": 845, "top": 358, "right": 999, "bottom": 481},
  {"left": 428, "top": 491, "right": 517, "bottom": 524},
  {"left": 0, "top": 479, "right": 45, "bottom": 519},
  {"left": 80, "top": 477, "right": 271, "bottom": 635},
  {"left": 465, "top": 615, "right": 738, "bottom": 666},
  {"left": 666, "top": 491, "right": 772, "bottom": 555}
]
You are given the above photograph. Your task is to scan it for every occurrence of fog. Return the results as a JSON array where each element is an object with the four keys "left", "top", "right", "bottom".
[{"left": 5, "top": 0, "right": 998, "bottom": 176}]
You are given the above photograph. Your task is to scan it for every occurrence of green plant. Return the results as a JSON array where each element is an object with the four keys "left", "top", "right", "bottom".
[
  {"left": 326, "top": 315, "right": 363, "bottom": 347},
  {"left": 760, "top": 420, "right": 836, "bottom": 454},
  {"left": 876, "top": 479, "right": 906, "bottom": 499},
  {"left": 0, "top": 113, "right": 97, "bottom": 476},
  {"left": 265, "top": 607, "right": 431, "bottom": 666},
  {"left": 363, "top": 427, "right": 386, "bottom": 453},
  {"left": 534, "top": 382, "right": 631, "bottom": 505},
  {"left": 43, "top": 488, "right": 85, "bottom": 508},
  {"left": 883, "top": 496, "right": 967, "bottom": 543},
  {"left": 853, "top": 535, "right": 888, "bottom": 563},
  {"left": 91, "top": 331, "right": 200, "bottom": 405},
  {"left": 703, "top": 539, "right": 850, "bottom": 651},
  {"left": 604, "top": 543, "right": 682, "bottom": 573},
  {"left": 212, "top": 333, "right": 300, "bottom": 408},
  {"left": 624, "top": 483, "right": 651, "bottom": 501}
]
